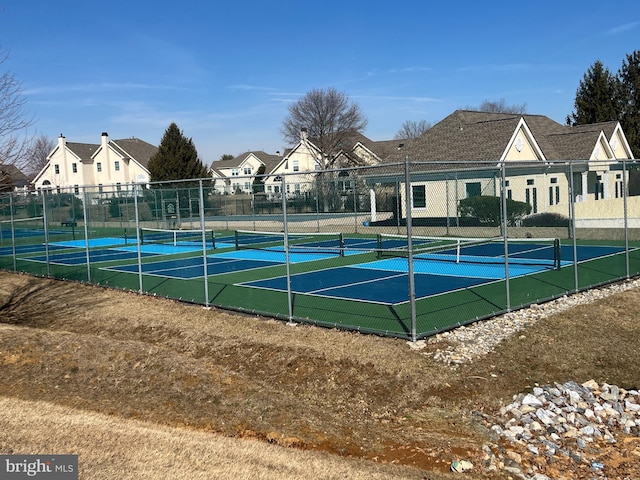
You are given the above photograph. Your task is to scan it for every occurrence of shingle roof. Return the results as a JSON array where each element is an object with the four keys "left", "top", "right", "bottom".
[
  {"left": 210, "top": 151, "right": 283, "bottom": 176},
  {"left": 112, "top": 138, "right": 158, "bottom": 167},
  {"left": 383, "top": 110, "right": 618, "bottom": 163},
  {"left": 66, "top": 142, "right": 100, "bottom": 160}
]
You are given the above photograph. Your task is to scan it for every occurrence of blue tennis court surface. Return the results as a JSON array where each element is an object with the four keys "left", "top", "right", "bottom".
[
  {"left": 240, "top": 263, "right": 523, "bottom": 305},
  {"left": 239, "top": 243, "right": 629, "bottom": 305},
  {"left": 104, "top": 255, "right": 282, "bottom": 278},
  {"left": 103, "top": 248, "right": 339, "bottom": 278},
  {"left": 26, "top": 248, "right": 159, "bottom": 265}
]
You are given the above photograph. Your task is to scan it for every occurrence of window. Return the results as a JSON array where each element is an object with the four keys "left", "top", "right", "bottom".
[
  {"left": 97, "top": 162, "right": 102, "bottom": 173},
  {"left": 244, "top": 182, "right": 251, "bottom": 191},
  {"left": 244, "top": 166, "right": 252, "bottom": 175},
  {"left": 72, "top": 163, "right": 78, "bottom": 173},
  {"left": 98, "top": 184, "right": 103, "bottom": 193},
  {"left": 615, "top": 173, "right": 624, "bottom": 198},
  {"left": 74, "top": 185, "right": 79, "bottom": 195},
  {"left": 412, "top": 185, "right": 426, "bottom": 208},
  {"left": 293, "top": 160, "right": 300, "bottom": 172},
  {"left": 549, "top": 178, "right": 560, "bottom": 205},
  {"left": 114, "top": 161, "right": 120, "bottom": 172},
  {"left": 294, "top": 184, "right": 301, "bottom": 194},
  {"left": 465, "top": 182, "right": 481, "bottom": 198},
  {"left": 595, "top": 174, "right": 604, "bottom": 200},
  {"left": 231, "top": 168, "right": 239, "bottom": 176},
  {"left": 54, "top": 164, "right": 60, "bottom": 175}
]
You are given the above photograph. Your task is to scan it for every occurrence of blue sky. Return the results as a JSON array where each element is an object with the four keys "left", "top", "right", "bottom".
[{"left": 1, "top": 1, "right": 638, "bottom": 166}]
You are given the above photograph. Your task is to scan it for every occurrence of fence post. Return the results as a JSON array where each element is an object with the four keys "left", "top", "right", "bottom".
[
  {"left": 501, "top": 162, "right": 511, "bottom": 311},
  {"left": 623, "top": 158, "right": 630, "bottom": 279},
  {"left": 568, "top": 162, "right": 579, "bottom": 292},
  {"left": 403, "top": 155, "right": 417, "bottom": 342},
  {"left": 281, "top": 175, "right": 294, "bottom": 323},
  {"left": 133, "top": 183, "right": 144, "bottom": 294},
  {"left": 81, "top": 188, "right": 91, "bottom": 282},
  {"left": 199, "top": 179, "right": 210, "bottom": 306}
]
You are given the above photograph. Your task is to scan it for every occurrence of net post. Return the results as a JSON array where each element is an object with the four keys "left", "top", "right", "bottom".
[
  {"left": 554, "top": 238, "right": 561, "bottom": 270},
  {"left": 234, "top": 230, "right": 239, "bottom": 250},
  {"left": 339, "top": 233, "right": 345, "bottom": 257},
  {"left": 376, "top": 233, "right": 382, "bottom": 259},
  {"left": 211, "top": 230, "right": 216, "bottom": 249}
]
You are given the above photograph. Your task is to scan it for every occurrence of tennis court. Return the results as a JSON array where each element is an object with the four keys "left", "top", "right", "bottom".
[
  {"left": 103, "top": 247, "right": 340, "bottom": 279},
  {"left": 238, "top": 239, "right": 586, "bottom": 305}
]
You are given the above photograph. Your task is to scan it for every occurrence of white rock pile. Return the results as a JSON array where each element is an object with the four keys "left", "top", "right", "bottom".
[
  {"left": 476, "top": 380, "right": 640, "bottom": 479},
  {"left": 422, "top": 278, "right": 640, "bottom": 367}
]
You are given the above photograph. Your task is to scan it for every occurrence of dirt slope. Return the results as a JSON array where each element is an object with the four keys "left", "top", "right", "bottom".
[{"left": 1, "top": 271, "right": 639, "bottom": 479}]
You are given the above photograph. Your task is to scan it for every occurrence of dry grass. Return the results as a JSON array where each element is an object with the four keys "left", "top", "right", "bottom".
[
  {"left": 1, "top": 270, "right": 640, "bottom": 479},
  {"left": 0, "top": 397, "right": 428, "bottom": 480}
]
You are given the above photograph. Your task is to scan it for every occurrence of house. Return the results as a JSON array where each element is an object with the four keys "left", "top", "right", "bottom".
[
  {"left": 32, "top": 132, "right": 157, "bottom": 200},
  {"left": 375, "top": 110, "right": 635, "bottom": 225},
  {"left": 0, "top": 164, "right": 29, "bottom": 194},
  {"left": 209, "top": 151, "right": 282, "bottom": 194},
  {"left": 263, "top": 129, "right": 395, "bottom": 198}
]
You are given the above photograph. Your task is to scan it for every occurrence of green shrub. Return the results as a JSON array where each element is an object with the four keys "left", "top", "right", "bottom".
[
  {"left": 458, "top": 195, "right": 531, "bottom": 226},
  {"left": 521, "top": 212, "right": 569, "bottom": 227}
]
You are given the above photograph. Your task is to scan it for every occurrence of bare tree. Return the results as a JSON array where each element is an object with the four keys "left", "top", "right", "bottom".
[
  {"left": 472, "top": 98, "right": 527, "bottom": 114},
  {"left": 394, "top": 120, "right": 432, "bottom": 140},
  {"left": 0, "top": 47, "right": 34, "bottom": 189},
  {"left": 24, "top": 134, "right": 55, "bottom": 178},
  {"left": 281, "top": 87, "right": 367, "bottom": 169}
]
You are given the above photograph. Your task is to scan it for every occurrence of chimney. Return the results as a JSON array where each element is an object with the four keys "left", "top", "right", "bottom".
[
  {"left": 300, "top": 127, "right": 308, "bottom": 142},
  {"left": 58, "top": 134, "right": 66, "bottom": 149},
  {"left": 101, "top": 132, "right": 109, "bottom": 150}
]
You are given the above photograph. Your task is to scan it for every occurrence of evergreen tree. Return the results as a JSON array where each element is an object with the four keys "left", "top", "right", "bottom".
[
  {"left": 566, "top": 60, "right": 620, "bottom": 126},
  {"left": 148, "top": 123, "right": 209, "bottom": 184},
  {"left": 618, "top": 50, "right": 640, "bottom": 157}
]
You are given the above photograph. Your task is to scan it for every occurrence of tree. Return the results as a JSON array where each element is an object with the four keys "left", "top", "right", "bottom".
[
  {"left": 147, "top": 123, "right": 209, "bottom": 184},
  {"left": 618, "top": 51, "right": 640, "bottom": 157},
  {"left": 475, "top": 98, "right": 527, "bottom": 114},
  {"left": 218, "top": 154, "right": 234, "bottom": 161},
  {"left": 566, "top": 60, "right": 620, "bottom": 126},
  {"left": 394, "top": 120, "right": 432, "bottom": 140},
  {"left": 281, "top": 87, "right": 367, "bottom": 169},
  {"left": 252, "top": 164, "right": 266, "bottom": 193},
  {"left": 0, "top": 47, "right": 34, "bottom": 189},
  {"left": 24, "top": 134, "right": 55, "bottom": 178}
]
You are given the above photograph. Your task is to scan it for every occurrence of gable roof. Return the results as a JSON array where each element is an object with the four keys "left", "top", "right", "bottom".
[
  {"left": 0, "top": 164, "right": 29, "bottom": 188},
  {"left": 383, "top": 110, "right": 625, "bottom": 164},
  {"left": 110, "top": 138, "right": 158, "bottom": 167},
  {"left": 65, "top": 142, "right": 100, "bottom": 161},
  {"left": 210, "top": 151, "right": 282, "bottom": 174}
]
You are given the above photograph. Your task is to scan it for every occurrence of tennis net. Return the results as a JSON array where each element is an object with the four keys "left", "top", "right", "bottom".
[
  {"left": 377, "top": 233, "right": 561, "bottom": 269},
  {"left": 139, "top": 227, "right": 215, "bottom": 248},
  {"left": 235, "top": 230, "right": 344, "bottom": 256}
]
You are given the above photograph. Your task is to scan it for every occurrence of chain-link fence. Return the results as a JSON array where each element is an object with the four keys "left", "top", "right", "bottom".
[{"left": 1, "top": 159, "right": 638, "bottom": 340}]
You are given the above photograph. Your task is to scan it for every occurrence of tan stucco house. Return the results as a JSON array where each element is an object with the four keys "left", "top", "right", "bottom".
[
  {"left": 377, "top": 110, "right": 635, "bottom": 226},
  {"left": 32, "top": 132, "right": 157, "bottom": 199}
]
